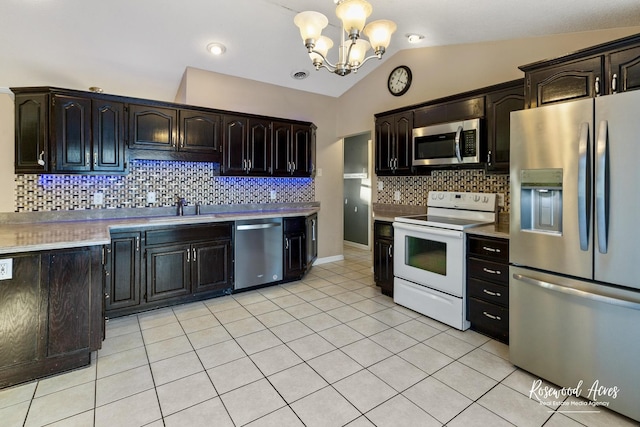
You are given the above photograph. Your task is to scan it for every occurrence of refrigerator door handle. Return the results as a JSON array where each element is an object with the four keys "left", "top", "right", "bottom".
[
  {"left": 577, "top": 122, "right": 591, "bottom": 251},
  {"left": 596, "top": 120, "right": 609, "bottom": 254},
  {"left": 513, "top": 273, "right": 640, "bottom": 311}
]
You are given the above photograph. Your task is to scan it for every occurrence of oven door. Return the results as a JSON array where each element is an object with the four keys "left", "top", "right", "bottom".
[{"left": 392, "top": 222, "right": 465, "bottom": 296}]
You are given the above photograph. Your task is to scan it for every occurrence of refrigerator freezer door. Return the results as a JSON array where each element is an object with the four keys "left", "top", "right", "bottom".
[
  {"left": 509, "top": 266, "right": 640, "bottom": 422},
  {"left": 510, "top": 99, "right": 593, "bottom": 279},
  {"left": 594, "top": 91, "right": 640, "bottom": 290}
]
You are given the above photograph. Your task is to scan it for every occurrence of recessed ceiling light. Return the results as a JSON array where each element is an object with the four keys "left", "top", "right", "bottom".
[
  {"left": 206, "top": 42, "right": 226, "bottom": 55},
  {"left": 406, "top": 34, "right": 424, "bottom": 44}
]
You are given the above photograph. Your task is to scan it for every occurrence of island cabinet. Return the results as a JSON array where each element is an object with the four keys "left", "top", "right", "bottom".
[
  {"left": 374, "top": 111, "right": 412, "bottom": 176},
  {"left": 521, "top": 34, "right": 640, "bottom": 108},
  {"left": 0, "top": 246, "right": 104, "bottom": 389},
  {"left": 466, "top": 235, "right": 509, "bottom": 343},
  {"left": 13, "top": 88, "right": 126, "bottom": 174},
  {"left": 283, "top": 217, "right": 307, "bottom": 281},
  {"left": 373, "top": 220, "right": 394, "bottom": 297},
  {"left": 221, "top": 115, "right": 271, "bottom": 176}
]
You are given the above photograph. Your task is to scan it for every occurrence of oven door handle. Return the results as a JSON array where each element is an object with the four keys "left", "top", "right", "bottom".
[{"left": 392, "top": 222, "right": 463, "bottom": 238}]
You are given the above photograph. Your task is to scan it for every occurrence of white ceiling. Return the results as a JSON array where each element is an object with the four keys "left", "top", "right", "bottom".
[{"left": 2, "top": 0, "right": 640, "bottom": 100}]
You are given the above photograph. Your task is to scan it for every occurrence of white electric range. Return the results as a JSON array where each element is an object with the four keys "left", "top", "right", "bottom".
[{"left": 393, "top": 191, "right": 497, "bottom": 330}]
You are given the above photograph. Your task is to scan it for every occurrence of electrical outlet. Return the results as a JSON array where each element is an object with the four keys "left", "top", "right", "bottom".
[
  {"left": 0, "top": 258, "right": 13, "bottom": 280},
  {"left": 270, "top": 190, "right": 277, "bottom": 200},
  {"left": 394, "top": 191, "right": 401, "bottom": 201},
  {"left": 147, "top": 191, "right": 156, "bottom": 203},
  {"left": 92, "top": 192, "right": 104, "bottom": 205},
  {"left": 497, "top": 193, "right": 505, "bottom": 207},
  {"left": 378, "top": 181, "right": 384, "bottom": 190},
  {"left": 316, "top": 168, "right": 323, "bottom": 177}
]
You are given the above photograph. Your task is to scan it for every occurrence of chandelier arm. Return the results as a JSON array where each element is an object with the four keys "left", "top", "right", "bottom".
[
  {"left": 354, "top": 53, "right": 384, "bottom": 70},
  {"left": 310, "top": 49, "right": 338, "bottom": 69}
]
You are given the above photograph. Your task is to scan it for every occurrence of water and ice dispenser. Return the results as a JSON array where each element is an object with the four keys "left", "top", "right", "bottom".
[{"left": 520, "top": 169, "right": 563, "bottom": 234}]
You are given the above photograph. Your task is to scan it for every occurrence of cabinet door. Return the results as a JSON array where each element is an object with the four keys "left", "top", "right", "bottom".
[
  {"left": 272, "top": 122, "right": 291, "bottom": 175},
  {"left": 0, "top": 253, "right": 43, "bottom": 367},
  {"left": 146, "top": 245, "right": 191, "bottom": 302},
  {"left": 14, "top": 93, "right": 49, "bottom": 173},
  {"left": 46, "top": 247, "right": 102, "bottom": 356},
  {"left": 374, "top": 116, "right": 394, "bottom": 175},
  {"left": 128, "top": 104, "right": 177, "bottom": 151},
  {"left": 247, "top": 118, "right": 271, "bottom": 175},
  {"left": 373, "top": 221, "right": 394, "bottom": 296},
  {"left": 192, "top": 240, "right": 233, "bottom": 293},
  {"left": 180, "top": 110, "right": 221, "bottom": 154},
  {"left": 305, "top": 214, "right": 318, "bottom": 269},
  {"left": 609, "top": 46, "right": 640, "bottom": 94},
  {"left": 93, "top": 100, "right": 126, "bottom": 172},
  {"left": 291, "top": 125, "right": 312, "bottom": 176},
  {"left": 221, "top": 115, "right": 247, "bottom": 175},
  {"left": 284, "top": 232, "right": 306, "bottom": 280},
  {"left": 485, "top": 86, "right": 524, "bottom": 173},
  {"left": 52, "top": 95, "right": 92, "bottom": 172},
  {"left": 526, "top": 56, "right": 604, "bottom": 108},
  {"left": 105, "top": 232, "right": 141, "bottom": 312},
  {"left": 394, "top": 112, "right": 413, "bottom": 174}
]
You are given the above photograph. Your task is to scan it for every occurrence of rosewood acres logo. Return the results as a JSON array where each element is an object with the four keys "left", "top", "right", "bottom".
[{"left": 528, "top": 379, "right": 620, "bottom": 412}]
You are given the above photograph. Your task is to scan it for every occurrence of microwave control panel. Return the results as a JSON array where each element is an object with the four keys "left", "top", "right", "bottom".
[{"left": 463, "top": 130, "right": 477, "bottom": 156}]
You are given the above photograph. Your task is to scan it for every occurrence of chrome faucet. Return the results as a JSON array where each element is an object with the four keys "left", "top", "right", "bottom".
[{"left": 176, "top": 197, "right": 186, "bottom": 216}]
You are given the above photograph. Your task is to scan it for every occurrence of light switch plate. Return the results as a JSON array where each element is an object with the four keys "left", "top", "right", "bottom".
[
  {"left": 0, "top": 258, "right": 12, "bottom": 280},
  {"left": 378, "top": 181, "right": 384, "bottom": 190},
  {"left": 394, "top": 191, "right": 401, "bottom": 201},
  {"left": 93, "top": 192, "right": 104, "bottom": 205},
  {"left": 147, "top": 191, "right": 156, "bottom": 203},
  {"left": 270, "top": 190, "right": 277, "bottom": 200},
  {"left": 497, "top": 193, "right": 505, "bottom": 207}
]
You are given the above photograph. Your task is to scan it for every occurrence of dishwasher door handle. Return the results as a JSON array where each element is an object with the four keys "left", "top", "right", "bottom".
[{"left": 236, "top": 223, "right": 282, "bottom": 231}]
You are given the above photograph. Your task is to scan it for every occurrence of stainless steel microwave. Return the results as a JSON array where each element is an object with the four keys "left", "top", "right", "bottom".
[{"left": 412, "top": 118, "right": 481, "bottom": 166}]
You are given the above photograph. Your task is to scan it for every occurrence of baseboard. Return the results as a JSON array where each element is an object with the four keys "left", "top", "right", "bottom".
[
  {"left": 343, "top": 240, "right": 370, "bottom": 251},
  {"left": 313, "top": 255, "right": 344, "bottom": 265}
]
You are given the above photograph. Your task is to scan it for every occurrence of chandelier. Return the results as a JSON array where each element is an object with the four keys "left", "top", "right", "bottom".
[{"left": 294, "top": 0, "right": 396, "bottom": 76}]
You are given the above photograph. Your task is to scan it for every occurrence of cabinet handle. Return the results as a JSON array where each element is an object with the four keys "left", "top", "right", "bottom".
[
  {"left": 105, "top": 293, "right": 110, "bottom": 299},
  {"left": 193, "top": 248, "right": 197, "bottom": 261},
  {"left": 483, "top": 289, "right": 501, "bottom": 297},
  {"left": 136, "top": 236, "right": 140, "bottom": 252},
  {"left": 612, "top": 73, "right": 618, "bottom": 93},
  {"left": 85, "top": 152, "right": 90, "bottom": 165},
  {"left": 487, "top": 150, "right": 492, "bottom": 165},
  {"left": 482, "top": 246, "right": 501, "bottom": 253},
  {"left": 243, "top": 159, "right": 247, "bottom": 171},
  {"left": 483, "top": 267, "right": 501, "bottom": 275},
  {"left": 285, "top": 238, "right": 289, "bottom": 250},
  {"left": 38, "top": 151, "right": 46, "bottom": 166},
  {"left": 595, "top": 76, "right": 600, "bottom": 96},
  {"left": 94, "top": 152, "right": 98, "bottom": 167},
  {"left": 248, "top": 159, "right": 252, "bottom": 170},
  {"left": 292, "top": 162, "right": 296, "bottom": 172},
  {"left": 388, "top": 244, "right": 393, "bottom": 258},
  {"left": 187, "top": 248, "right": 191, "bottom": 262},
  {"left": 312, "top": 219, "right": 316, "bottom": 241},
  {"left": 483, "top": 311, "right": 501, "bottom": 321}
]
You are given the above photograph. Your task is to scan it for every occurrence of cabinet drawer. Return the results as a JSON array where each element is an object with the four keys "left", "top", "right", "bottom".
[
  {"left": 468, "top": 278, "right": 508, "bottom": 307},
  {"left": 468, "top": 297, "right": 509, "bottom": 343},
  {"left": 146, "top": 223, "right": 232, "bottom": 246},
  {"left": 284, "top": 217, "right": 305, "bottom": 233},
  {"left": 467, "top": 236, "right": 509, "bottom": 262},
  {"left": 468, "top": 257, "right": 508, "bottom": 285}
]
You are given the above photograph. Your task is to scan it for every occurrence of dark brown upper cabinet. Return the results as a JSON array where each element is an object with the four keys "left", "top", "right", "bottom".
[
  {"left": 13, "top": 88, "right": 126, "bottom": 174},
  {"left": 374, "top": 111, "right": 412, "bottom": 176},
  {"left": 272, "top": 122, "right": 315, "bottom": 177},
  {"left": 128, "top": 104, "right": 177, "bottom": 151},
  {"left": 180, "top": 110, "right": 221, "bottom": 154},
  {"left": 521, "top": 33, "right": 640, "bottom": 108},
  {"left": 485, "top": 82, "right": 524, "bottom": 173},
  {"left": 221, "top": 115, "right": 271, "bottom": 176}
]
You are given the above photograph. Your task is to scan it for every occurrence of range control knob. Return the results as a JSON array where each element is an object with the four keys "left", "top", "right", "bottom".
[{"left": 473, "top": 195, "right": 480, "bottom": 202}]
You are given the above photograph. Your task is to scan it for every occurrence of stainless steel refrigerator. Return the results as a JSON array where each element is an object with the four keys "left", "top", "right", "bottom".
[{"left": 510, "top": 91, "right": 640, "bottom": 422}]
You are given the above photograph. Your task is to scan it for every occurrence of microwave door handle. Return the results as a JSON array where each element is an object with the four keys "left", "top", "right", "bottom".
[
  {"left": 596, "top": 120, "right": 609, "bottom": 254},
  {"left": 454, "top": 125, "right": 463, "bottom": 163},
  {"left": 577, "top": 122, "right": 590, "bottom": 251}
]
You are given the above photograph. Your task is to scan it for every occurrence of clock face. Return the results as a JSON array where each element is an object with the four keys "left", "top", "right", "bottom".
[{"left": 388, "top": 66, "right": 412, "bottom": 96}]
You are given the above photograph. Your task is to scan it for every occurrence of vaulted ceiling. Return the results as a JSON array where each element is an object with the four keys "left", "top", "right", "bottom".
[{"left": 2, "top": 0, "right": 640, "bottom": 100}]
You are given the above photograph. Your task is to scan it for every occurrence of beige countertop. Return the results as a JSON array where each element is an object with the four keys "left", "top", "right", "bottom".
[
  {"left": 0, "top": 207, "right": 319, "bottom": 255},
  {"left": 465, "top": 223, "right": 510, "bottom": 239}
]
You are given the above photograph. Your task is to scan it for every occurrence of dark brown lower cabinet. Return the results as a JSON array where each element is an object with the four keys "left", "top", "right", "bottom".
[
  {"left": 373, "top": 221, "right": 394, "bottom": 297},
  {"left": 0, "top": 246, "right": 103, "bottom": 389},
  {"left": 283, "top": 217, "right": 306, "bottom": 281}
]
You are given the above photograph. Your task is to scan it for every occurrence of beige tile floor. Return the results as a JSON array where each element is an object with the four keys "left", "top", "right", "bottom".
[{"left": 1, "top": 246, "right": 636, "bottom": 427}]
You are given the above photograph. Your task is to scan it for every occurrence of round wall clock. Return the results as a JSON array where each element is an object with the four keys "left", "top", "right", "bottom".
[{"left": 387, "top": 65, "right": 412, "bottom": 96}]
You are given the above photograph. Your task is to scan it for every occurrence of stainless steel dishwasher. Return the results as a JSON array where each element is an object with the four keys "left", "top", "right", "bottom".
[{"left": 234, "top": 218, "right": 283, "bottom": 290}]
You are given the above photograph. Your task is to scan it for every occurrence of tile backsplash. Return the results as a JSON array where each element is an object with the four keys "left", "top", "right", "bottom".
[
  {"left": 15, "top": 160, "right": 314, "bottom": 212},
  {"left": 376, "top": 169, "right": 510, "bottom": 211}
]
